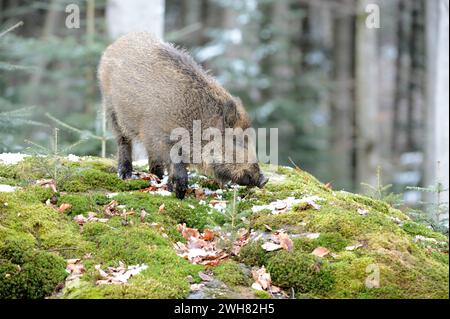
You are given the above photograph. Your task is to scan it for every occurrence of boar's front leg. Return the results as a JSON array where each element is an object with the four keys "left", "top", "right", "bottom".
[
  {"left": 117, "top": 136, "right": 133, "bottom": 179},
  {"left": 168, "top": 163, "right": 188, "bottom": 200}
]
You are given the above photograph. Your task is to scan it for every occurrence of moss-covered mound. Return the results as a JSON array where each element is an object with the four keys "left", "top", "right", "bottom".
[{"left": 0, "top": 156, "right": 448, "bottom": 299}]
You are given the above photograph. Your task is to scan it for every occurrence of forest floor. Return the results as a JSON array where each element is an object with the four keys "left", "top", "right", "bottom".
[{"left": 0, "top": 154, "right": 448, "bottom": 299}]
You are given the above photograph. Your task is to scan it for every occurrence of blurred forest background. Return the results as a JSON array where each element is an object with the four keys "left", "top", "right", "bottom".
[{"left": 0, "top": 0, "right": 448, "bottom": 228}]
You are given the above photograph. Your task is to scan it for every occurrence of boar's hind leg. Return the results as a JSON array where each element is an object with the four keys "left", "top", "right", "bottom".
[
  {"left": 109, "top": 112, "right": 133, "bottom": 179},
  {"left": 168, "top": 163, "right": 188, "bottom": 200},
  {"left": 117, "top": 136, "right": 133, "bottom": 179}
]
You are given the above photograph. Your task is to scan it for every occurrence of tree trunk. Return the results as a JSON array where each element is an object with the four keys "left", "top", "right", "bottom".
[
  {"left": 106, "top": 0, "right": 164, "bottom": 39},
  {"left": 354, "top": 0, "right": 380, "bottom": 189},
  {"left": 425, "top": 0, "right": 449, "bottom": 217},
  {"left": 331, "top": 0, "right": 354, "bottom": 190}
]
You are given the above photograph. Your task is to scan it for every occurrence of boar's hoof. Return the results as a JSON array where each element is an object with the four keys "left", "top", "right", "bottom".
[{"left": 118, "top": 167, "right": 132, "bottom": 180}]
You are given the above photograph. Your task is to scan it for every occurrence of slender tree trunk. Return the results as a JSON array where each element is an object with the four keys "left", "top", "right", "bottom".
[
  {"left": 271, "top": 0, "right": 293, "bottom": 95},
  {"left": 354, "top": 0, "right": 380, "bottom": 189},
  {"left": 425, "top": 0, "right": 449, "bottom": 217},
  {"left": 331, "top": 0, "right": 354, "bottom": 190},
  {"left": 406, "top": 0, "right": 421, "bottom": 151},
  {"left": 26, "top": 0, "right": 60, "bottom": 105},
  {"left": 392, "top": 0, "right": 407, "bottom": 156}
]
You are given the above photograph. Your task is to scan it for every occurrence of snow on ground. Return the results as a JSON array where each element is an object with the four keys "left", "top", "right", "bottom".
[
  {"left": 0, "top": 184, "right": 18, "bottom": 192},
  {"left": 0, "top": 152, "right": 29, "bottom": 165}
]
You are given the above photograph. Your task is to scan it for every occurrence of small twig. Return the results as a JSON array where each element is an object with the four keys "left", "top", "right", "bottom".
[
  {"left": 0, "top": 21, "right": 24, "bottom": 38},
  {"left": 288, "top": 157, "right": 302, "bottom": 171}
]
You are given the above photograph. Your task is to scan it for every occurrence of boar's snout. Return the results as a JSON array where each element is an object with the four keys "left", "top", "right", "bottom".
[{"left": 257, "top": 173, "right": 269, "bottom": 188}]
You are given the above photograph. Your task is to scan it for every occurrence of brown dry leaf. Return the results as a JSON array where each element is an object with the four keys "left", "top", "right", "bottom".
[
  {"left": 104, "top": 200, "right": 119, "bottom": 216},
  {"left": 137, "top": 172, "right": 159, "bottom": 181},
  {"left": 140, "top": 209, "right": 147, "bottom": 222},
  {"left": 231, "top": 228, "right": 250, "bottom": 256},
  {"left": 195, "top": 188, "right": 205, "bottom": 199},
  {"left": 158, "top": 203, "right": 165, "bottom": 213},
  {"left": 277, "top": 232, "right": 294, "bottom": 251},
  {"left": 174, "top": 224, "right": 229, "bottom": 266},
  {"left": 178, "top": 223, "right": 200, "bottom": 240},
  {"left": 58, "top": 203, "right": 72, "bottom": 213},
  {"left": 36, "top": 179, "right": 57, "bottom": 192},
  {"left": 252, "top": 266, "right": 271, "bottom": 290},
  {"left": 66, "top": 258, "right": 85, "bottom": 279},
  {"left": 312, "top": 246, "right": 330, "bottom": 257},
  {"left": 202, "top": 229, "right": 215, "bottom": 241},
  {"left": 209, "top": 200, "right": 227, "bottom": 207},
  {"left": 73, "top": 214, "right": 87, "bottom": 225},
  {"left": 94, "top": 263, "right": 148, "bottom": 285},
  {"left": 139, "top": 185, "right": 158, "bottom": 192}
]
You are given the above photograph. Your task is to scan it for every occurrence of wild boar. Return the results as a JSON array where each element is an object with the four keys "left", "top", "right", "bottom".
[{"left": 98, "top": 32, "right": 268, "bottom": 199}]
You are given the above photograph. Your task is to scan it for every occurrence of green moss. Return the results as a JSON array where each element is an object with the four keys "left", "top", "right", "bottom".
[
  {"left": 59, "top": 168, "right": 149, "bottom": 193},
  {"left": 0, "top": 164, "right": 18, "bottom": 180},
  {"left": 56, "top": 193, "right": 109, "bottom": 216},
  {"left": 253, "top": 290, "right": 271, "bottom": 299},
  {"left": 237, "top": 241, "right": 273, "bottom": 267},
  {"left": 0, "top": 190, "right": 90, "bottom": 257},
  {"left": 315, "top": 232, "right": 348, "bottom": 251},
  {"left": 267, "top": 251, "right": 335, "bottom": 295},
  {"left": 213, "top": 261, "right": 252, "bottom": 287},
  {"left": 1, "top": 157, "right": 448, "bottom": 299},
  {"left": 0, "top": 238, "right": 67, "bottom": 299},
  {"left": 402, "top": 221, "right": 448, "bottom": 241}
]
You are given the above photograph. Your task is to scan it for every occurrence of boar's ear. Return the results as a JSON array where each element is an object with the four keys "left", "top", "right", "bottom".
[{"left": 223, "top": 100, "right": 239, "bottom": 127}]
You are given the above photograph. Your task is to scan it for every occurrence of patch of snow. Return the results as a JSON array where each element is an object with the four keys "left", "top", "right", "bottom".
[
  {"left": 0, "top": 152, "right": 29, "bottom": 165},
  {"left": 251, "top": 196, "right": 323, "bottom": 214},
  {"left": 0, "top": 184, "right": 17, "bottom": 192},
  {"left": 66, "top": 154, "right": 81, "bottom": 162},
  {"left": 152, "top": 189, "right": 172, "bottom": 197}
]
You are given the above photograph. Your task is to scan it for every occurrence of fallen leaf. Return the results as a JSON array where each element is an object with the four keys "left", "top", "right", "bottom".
[
  {"left": 277, "top": 232, "right": 293, "bottom": 251},
  {"left": 158, "top": 203, "right": 165, "bottom": 213},
  {"left": 104, "top": 200, "right": 119, "bottom": 216},
  {"left": 198, "top": 271, "right": 214, "bottom": 282},
  {"left": 36, "top": 179, "right": 57, "bottom": 192},
  {"left": 140, "top": 209, "right": 147, "bottom": 222},
  {"left": 73, "top": 214, "right": 87, "bottom": 225},
  {"left": 195, "top": 188, "right": 205, "bottom": 199},
  {"left": 202, "top": 229, "right": 215, "bottom": 241},
  {"left": 252, "top": 266, "right": 271, "bottom": 290},
  {"left": 312, "top": 246, "right": 330, "bottom": 257},
  {"left": 261, "top": 242, "right": 282, "bottom": 252},
  {"left": 58, "top": 203, "right": 72, "bottom": 213},
  {"left": 95, "top": 263, "right": 148, "bottom": 285},
  {"left": 358, "top": 208, "right": 369, "bottom": 216},
  {"left": 190, "top": 283, "right": 205, "bottom": 291},
  {"left": 345, "top": 243, "right": 363, "bottom": 251}
]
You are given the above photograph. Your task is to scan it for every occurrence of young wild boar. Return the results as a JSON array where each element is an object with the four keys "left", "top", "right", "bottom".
[{"left": 98, "top": 32, "right": 268, "bottom": 199}]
